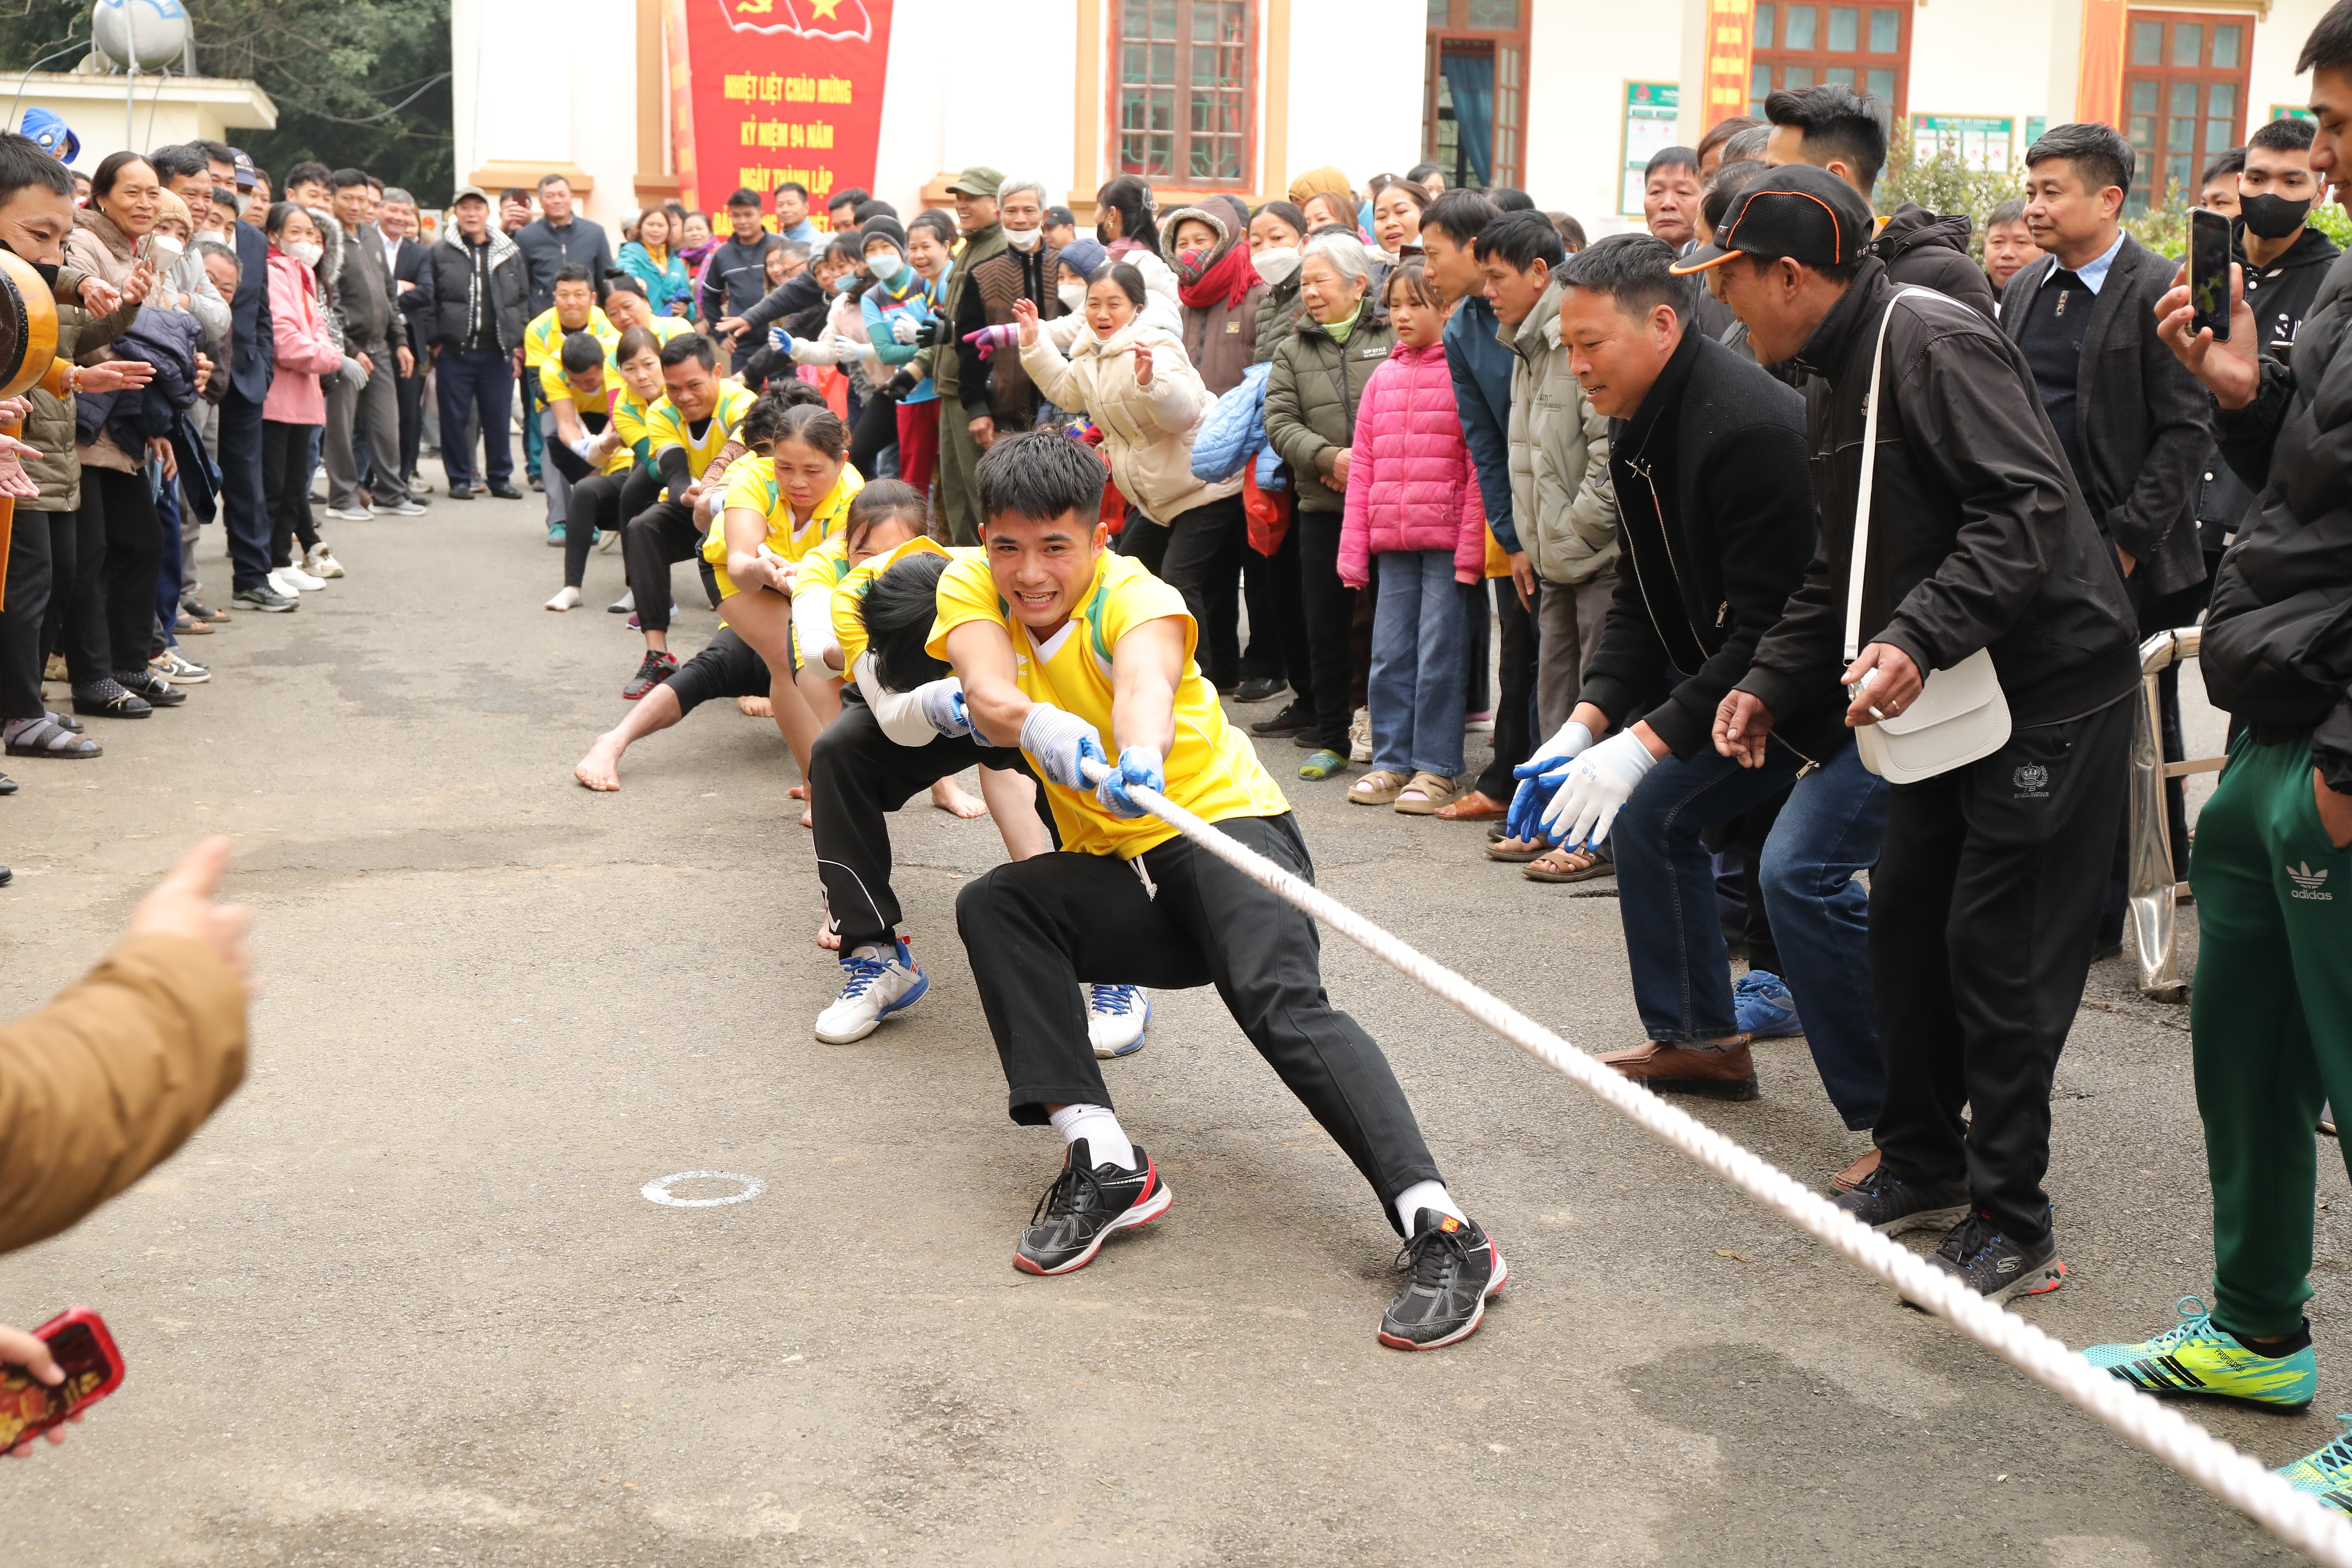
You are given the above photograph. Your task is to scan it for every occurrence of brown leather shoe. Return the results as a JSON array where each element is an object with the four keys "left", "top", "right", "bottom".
[
  {"left": 1831, "top": 1147, "right": 1881, "bottom": 1192},
  {"left": 1597, "top": 1038, "right": 1759, "bottom": 1100}
]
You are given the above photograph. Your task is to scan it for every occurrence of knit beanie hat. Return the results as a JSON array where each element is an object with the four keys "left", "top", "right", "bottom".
[
  {"left": 1057, "top": 237, "right": 1108, "bottom": 278},
  {"left": 858, "top": 215, "right": 908, "bottom": 264},
  {"left": 1286, "top": 165, "right": 1353, "bottom": 207}
]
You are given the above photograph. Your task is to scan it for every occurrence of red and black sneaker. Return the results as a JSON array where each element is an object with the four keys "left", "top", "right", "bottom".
[
  {"left": 1379, "top": 1208, "right": 1507, "bottom": 1350},
  {"left": 621, "top": 650, "right": 678, "bottom": 700},
  {"left": 1013, "top": 1138, "right": 1172, "bottom": 1276}
]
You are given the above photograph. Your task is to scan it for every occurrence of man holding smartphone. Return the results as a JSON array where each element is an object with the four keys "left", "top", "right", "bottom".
[{"left": 2082, "top": 2, "right": 2352, "bottom": 1513}]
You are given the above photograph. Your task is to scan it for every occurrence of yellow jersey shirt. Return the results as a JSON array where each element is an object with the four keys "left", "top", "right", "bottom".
[
  {"left": 646, "top": 381, "right": 759, "bottom": 483},
  {"left": 607, "top": 385, "right": 659, "bottom": 476},
  {"left": 926, "top": 549, "right": 1289, "bottom": 858},
  {"left": 527, "top": 307, "right": 620, "bottom": 404},
  {"left": 703, "top": 460, "right": 864, "bottom": 597},
  {"left": 831, "top": 537, "right": 980, "bottom": 677}
]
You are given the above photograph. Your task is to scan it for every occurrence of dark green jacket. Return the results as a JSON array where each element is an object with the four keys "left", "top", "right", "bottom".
[
  {"left": 1249, "top": 273, "right": 1303, "bottom": 367},
  {"left": 1262, "top": 292, "right": 1394, "bottom": 513},
  {"left": 26, "top": 295, "right": 140, "bottom": 514}
]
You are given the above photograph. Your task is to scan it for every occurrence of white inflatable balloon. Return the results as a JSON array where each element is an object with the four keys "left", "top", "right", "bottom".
[{"left": 90, "top": 0, "right": 194, "bottom": 73}]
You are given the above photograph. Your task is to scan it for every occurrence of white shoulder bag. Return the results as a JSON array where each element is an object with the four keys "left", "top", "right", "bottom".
[{"left": 1845, "top": 287, "right": 2012, "bottom": 785}]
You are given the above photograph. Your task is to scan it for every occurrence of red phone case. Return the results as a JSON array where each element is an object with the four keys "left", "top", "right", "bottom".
[{"left": 0, "top": 1307, "right": 124, "bottom": 1451}]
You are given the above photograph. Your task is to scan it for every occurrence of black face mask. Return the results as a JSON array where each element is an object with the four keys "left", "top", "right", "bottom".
[
  {"left": 2241, "top": 192, "right": 2313, "bottom": 240},
  {"left": 0, "top": 238, "right": 60, "bottom": 288}
]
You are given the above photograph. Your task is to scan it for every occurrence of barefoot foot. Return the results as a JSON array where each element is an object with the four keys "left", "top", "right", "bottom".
[
  {"left": 738, "top": 694, "right": 773, "bottom": 718},
  {"left": 929, "top": 776, "right": 988, "bottom": 819},
  {"left": 574, "top": 735, "right": 624, "bottom": 791}
]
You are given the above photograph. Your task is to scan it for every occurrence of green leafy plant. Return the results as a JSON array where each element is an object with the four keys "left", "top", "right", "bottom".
[
  {"left": 1875, "top": 139, "right": 2022, "bottom": 262},
  {"left": 2310, "top": 201, "right": 2352, "bottom": 249}
]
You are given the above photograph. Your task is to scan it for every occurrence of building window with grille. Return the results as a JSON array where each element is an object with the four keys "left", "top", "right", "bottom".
[
  {"left": 1424, "top": 0, "right": 1527, "bottom": 190},
  {"left": 1748, "top": 2, "right": 1910, "bottom": 120},
  {"left": 2122, "top": 9, "right": 2249, "bottom": 214},
  {"left": 1116, "top": 0, "right": 1255, "bottom": 187}
]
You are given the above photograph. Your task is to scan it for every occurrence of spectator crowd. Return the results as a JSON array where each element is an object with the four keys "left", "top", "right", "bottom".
[{"left": 8, "top": 0, "right": 2352, "bottom": 1502}]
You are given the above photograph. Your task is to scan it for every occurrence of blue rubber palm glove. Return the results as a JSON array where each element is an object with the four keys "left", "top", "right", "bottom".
[
  {"left": 1539, "top": 726, "right": 1660, "bottom": 849},
  {"left": 1095, "top": 745, "right": 1164, "bottom": 819},
  {"left": 1020, "top": 704, "right": 1108, "bottom": 790},
  {"left": 914, "top": 679, "right": 976, "bottom": 740},
  {"left": 1507, "top": 719, "right": 1593, "bottom": 842}
]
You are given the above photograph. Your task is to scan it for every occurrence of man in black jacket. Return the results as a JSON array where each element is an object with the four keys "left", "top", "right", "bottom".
[
  {"left": 380, "top": 187, "right": 436, "bottom": 500},
  {"left": 322, "top": 169, "right": 419, "bottom": 521},
  {"left": 209, "top": 146, "right": 283, "bottom": 611},
  {"left": 425, "top": 187, "right": 528, "bottom": 499},
  {"left": 2081, "top": 4, "right": 2352, "bottom": 1475},
  {"left": 699, "top": 187, "right": 786, "bottom": 371},
  {"left": 1707, "top": 167, "right": 2139, "bottom": 1303},
  {"left": 1518, "top": 234, "right": 1888, "bottom": 1145},
  {"left": 1762, "top": 83, "right": 2000, "bottom": 321}
]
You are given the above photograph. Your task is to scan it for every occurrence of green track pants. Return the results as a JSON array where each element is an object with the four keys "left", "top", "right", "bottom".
[{"left": 2190, "top": 735, "right": 2352, "bottom": 1337}]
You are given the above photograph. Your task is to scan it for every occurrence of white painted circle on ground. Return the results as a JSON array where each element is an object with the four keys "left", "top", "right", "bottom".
[{"left": 641, "top": 1170, "right": 767, "bottom": 1208}]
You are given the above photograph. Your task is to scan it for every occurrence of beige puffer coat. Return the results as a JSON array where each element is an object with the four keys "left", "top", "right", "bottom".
[
  {"left": 1017, "top": 317, "right": 1240, "bottom": 524},
  {"left": 1504, "top": 278, "right": 1618, "bottom": 585},
  {"left": 64, "top": 208, "right": 151, "bottom": 475}
]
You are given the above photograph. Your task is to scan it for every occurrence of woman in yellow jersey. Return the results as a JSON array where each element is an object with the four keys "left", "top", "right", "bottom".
[
  {"left": 598, "top": 273, "right": 692, "bottom": 344},
  {"left": 546, "top": 326, "right": 667, "bottom": 611},
  {"left": 574, "top": 480, "right": 933, "bottom": 796},
  {"left": 705, "top": 398, "right": 861, "bottom": 824},
  {"left": 926, "top": 430, "right": 1503, "bottom": 1350}
]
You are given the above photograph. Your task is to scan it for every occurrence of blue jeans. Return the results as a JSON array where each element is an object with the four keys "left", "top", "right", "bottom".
[
  {"left": 1611, "top": 736, "right": 1891, "bottom": 1129},
  {"left": 1368, "top": 550, "right": 1469, "bottom": 777}
]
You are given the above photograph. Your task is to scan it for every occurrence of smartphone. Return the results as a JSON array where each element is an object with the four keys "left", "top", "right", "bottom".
[
  {"left": 0, "top": 1308, "right": 124, "bottom": 1452},
  {"left": 2190, "top": 207, "right": 2233, "bottom": 342}
]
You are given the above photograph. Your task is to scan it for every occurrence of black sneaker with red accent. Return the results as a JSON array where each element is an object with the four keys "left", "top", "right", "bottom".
[
  {"left": 1922, "top": 1211, "right": 2066, "bottom": 1305},
  {"left": 1013, "top": 1138, "right": 1172, "bottom": 1276},
  {"left": 1380, "top": 1208, "right": 1507, "bottom": 1350},
  {"left": 621, "top": 650, "right": 678, "bottom": 700}
]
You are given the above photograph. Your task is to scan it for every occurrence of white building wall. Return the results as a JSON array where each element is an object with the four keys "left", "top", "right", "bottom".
[
  {"left": 873, "top": 0, "right": 1081, "bottom": 215},
  {"left": 1526, "top": 0, "right": 1687, "bottom": 234},
  {"left": 1282, "top": 0, "right": 1428, "bottom": 191},
  {"left": 452, "top": 0, "right": 638, "bottom": 226},
  {"left": 1909, "top": 0, "right": 2055, "bottom": 170},
  {"left": 2248, "top": 0, "right": 2333, "bottom": 124}
]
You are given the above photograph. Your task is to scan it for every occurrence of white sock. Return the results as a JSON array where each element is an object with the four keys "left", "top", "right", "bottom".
[
  {"left": 1394, "top": 1179, "right": 1466, "bottom": 1236},
  {"left": 1049, "top": 1103, "right": 1135, "bottom": 1171}
]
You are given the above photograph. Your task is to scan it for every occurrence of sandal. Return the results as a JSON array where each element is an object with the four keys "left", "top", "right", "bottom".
[
  {"left": 1525, "top": 844, "right": 1615, "bottom": 883},
  {"left": 1434, "top": 789, "right": 1508, "bottom": 823},
  {"left": 1298, "top": 748, "right": 1348, "bottom": 781},
  {"left": 1348, "top": 769, "right": 1410, "bottom": 806},
  {"left": 1486, "top": 834, "right": 1549, "bottom": 863},
  {"left": 4, "top": 716, "right": 102, "bottom": 759},
  {"left": 1392, "top": 771, "right": 1461, "bottom": 816}
]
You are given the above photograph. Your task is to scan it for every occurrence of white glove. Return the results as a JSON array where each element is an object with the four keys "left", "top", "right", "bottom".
[
  {"left": 1538, "top": 726, "right": 1660, "bottom": 849},
  {"left": 1506, "top": 719, "right": 1593, "bottom": 844},
  {"left": 834, "top": 334, "right": 879, "bottom": 363},
  {"left": 1020, "top": 703, "right": 1108, "bottom": 790},
  {"left": 788, "top": 336, "right": 842, "bottom": 366},
  {"left": 890, "top": 313, "right": 921, "bottom": 344},
  {"left": 914, "top": 678, "right": 975, "bottom": 740},
  {"left": 338, "top": 356, "right": 368, "bottom": 390}
]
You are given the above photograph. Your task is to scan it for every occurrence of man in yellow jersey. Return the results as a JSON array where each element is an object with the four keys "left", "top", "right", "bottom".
[
  {"left": 927, "top": 431, "right": 1504, "bottom": 1350},
  {"left": 524, "top": 265, "right": 618, "bottom": 546},
  {"left": 617, "top": 335, "right": 759, "bottom": 699}
]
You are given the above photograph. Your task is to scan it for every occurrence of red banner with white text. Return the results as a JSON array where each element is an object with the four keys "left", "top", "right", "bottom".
[{"left": 676, "top": 0, "right": 895, "bottom": 213}]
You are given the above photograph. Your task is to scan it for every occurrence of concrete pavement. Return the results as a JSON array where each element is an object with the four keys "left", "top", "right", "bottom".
[{"left": 0, "top": 487, "right": 2328, "bottom": 1566}]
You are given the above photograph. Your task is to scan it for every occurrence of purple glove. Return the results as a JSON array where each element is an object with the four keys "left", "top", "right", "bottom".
[{"left": 963, "top": 323, "right": 1021, "bottom": 359}]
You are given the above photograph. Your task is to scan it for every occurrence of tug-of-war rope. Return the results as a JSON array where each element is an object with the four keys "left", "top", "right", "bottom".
[{"left": 1080, "top": 760, "right": 2352, "bottom": 1565}]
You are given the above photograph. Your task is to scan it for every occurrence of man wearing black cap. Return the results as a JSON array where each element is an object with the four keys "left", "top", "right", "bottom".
[
  {"left": 1697, "top": 165, "right": 2140, "bottom": 1303},
  {"left": 932, "top": 167, "right": 1006, "bottom": 544}
]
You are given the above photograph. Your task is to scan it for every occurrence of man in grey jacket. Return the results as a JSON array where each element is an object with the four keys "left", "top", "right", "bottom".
[{"left": 322, "top": 169, "right": 421, "bottom": 520}]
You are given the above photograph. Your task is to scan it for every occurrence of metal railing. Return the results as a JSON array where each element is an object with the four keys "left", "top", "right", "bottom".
[{"left": 2129, "top": 625, "right": 2226, "bottom": 1001}]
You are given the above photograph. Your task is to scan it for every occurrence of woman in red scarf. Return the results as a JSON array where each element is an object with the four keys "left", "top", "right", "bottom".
[{"left": 1157, "top": 196, "right": 1265, "bottom": 398}]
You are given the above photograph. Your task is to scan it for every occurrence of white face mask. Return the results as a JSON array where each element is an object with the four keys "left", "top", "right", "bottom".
[
  {"left": 284, "top": 239, "right": 323, "bottom": 267},
  {"left": 1254, "top": 246, "right": 1301, "bottom": 285},
  {"left": 1057, "top": 281, "right": 1087, "bottom": 312},
  {"left": 147, "top": 237, "right": 183, "bottom": 270},
  {"left": 1004, "top": 224, "right": 1042, "bottom": 252}
]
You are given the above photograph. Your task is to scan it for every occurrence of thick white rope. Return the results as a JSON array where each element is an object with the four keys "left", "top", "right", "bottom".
[{"left": 1086, "top": 764, "right": 2352, "bottom": 1565}]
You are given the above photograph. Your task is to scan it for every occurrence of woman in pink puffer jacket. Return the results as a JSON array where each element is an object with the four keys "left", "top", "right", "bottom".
[{"left": 1338, "top": 263, "right": 1487, "bottom": 814}]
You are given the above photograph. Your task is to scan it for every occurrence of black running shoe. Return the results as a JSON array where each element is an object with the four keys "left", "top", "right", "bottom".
[
  {"left": 1924, "top": 1212, "right": 2066, "bottom": 1304},
  {"left": 621, "top": 650, "right": 678, "bottom": 700},
  {"left": 1013, "top": 1138, "right": 1171, "bottom": 1276},
  {"left": 1235, "top": 676, "right": 1287, "bottom": 704},
  {"left": 232, "top": 584, "right": 298, "bottom": 613},
  {"left": 112, "top": 669, "right": 186, "bottom": 707},
  {"left": 489, "top": 481, "right": 525, "bottom": 500},
  {"left": 71, "top": 679, "right": 151, "bottom": 719},
  {"left": 1251, "top": 699, "right": 1314, "bottom": 736},
  {"left": 1830, "top": 1163, "right": 1971, "bottom": 1237},
  {"left": 1380, "top": 1208, "right": 1507, "bottom": 1351},
  {"left": 446, "top": 482, "right": 476, "bottom": 500}
]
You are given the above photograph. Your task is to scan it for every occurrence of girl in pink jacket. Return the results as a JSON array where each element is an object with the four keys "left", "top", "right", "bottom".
[
  {"left": 1339, "top": 262, "right": 1487, "bottom": 814},
  {"left": 261, "top": 202, "right": 348, "bottom": 588}
]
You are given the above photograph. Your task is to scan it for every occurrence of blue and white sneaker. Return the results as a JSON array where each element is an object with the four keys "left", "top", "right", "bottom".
[
  {"left": 1734, "top": 970, "right": 1804, "bottom": 1038},
  {"left": 545, "top": 522, "right": 565, "bottom": 548},
  {"left": 1086, "top": 983, "right": 1151, "bottom": 1059},
  {"left": 814, "top": 938, "right": 929, "bottom": 1044}
]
